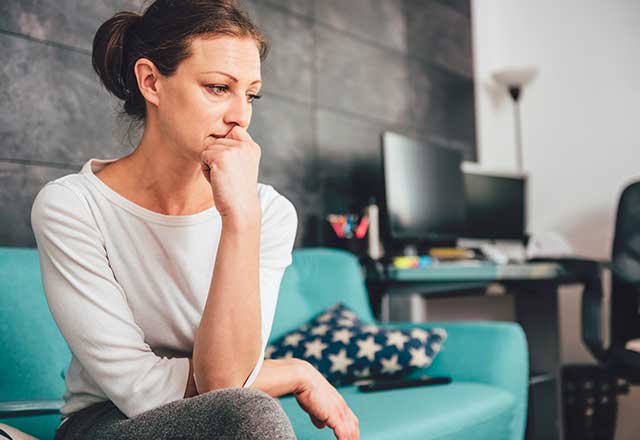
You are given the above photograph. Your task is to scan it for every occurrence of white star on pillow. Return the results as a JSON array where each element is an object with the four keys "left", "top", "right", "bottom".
[
  {"left": 304, "top": 338, "right": 328, "bottom": 360},
  {"left": 410, "top": 328, "right": 429, "bottom": 343},
  {"left": 311, "top": 323, "right": 330, "bottom": 336},
  {"left": 332, "top": 328, "right": 355, "bottom": 344},
  {"left": 356, "top": 335, "right": 383, "bottom": 362},
  {"left": 386, "top": 331, "right": 410, "bottom": 350},
  {"left": 380, "top": 354, "right": 403, "bottom": 374},
  {"left": 284, "top": 332, "right": 304, "bottom": 347},
  {"left": 409, "top": 346, "right": 432, "bottom": 368},
  {"left": 329, "top": 348, "right": 355, "bottom": 374}
]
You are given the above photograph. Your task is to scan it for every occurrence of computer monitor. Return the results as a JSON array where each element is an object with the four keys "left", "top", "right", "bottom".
[
  {"left": 462, "top": 170, "right": 527, "bottom": 241},
  {"left": 380, "top": 132, "right": 466, "bottom": 251}
]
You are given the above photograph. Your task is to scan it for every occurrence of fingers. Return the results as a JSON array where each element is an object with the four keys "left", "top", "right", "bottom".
[
  {"left": 226, "top": 125, "right": 254, "bottom": 143},
  {"left": 202, "top": 136, "right": 260, "bottom": 157},
  {"left": 201, "top": 147, "right": 230, "bottom": 168},
  {"left": 326, "top": 403, "right": 359, "bottom": 440},
  {"left": 309, "top": 414, "right": 326, "bottom": 429},
  {"left": 206, "top": 137, "right": 240, "bottom": 147},
  {"left": 339, "top": 404, "right": 359, "bottom": 440}
]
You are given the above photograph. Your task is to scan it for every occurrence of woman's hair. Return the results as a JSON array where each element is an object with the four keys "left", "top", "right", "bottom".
[{"left": 91, "top": 0, "right": 269, "bottom": 124}]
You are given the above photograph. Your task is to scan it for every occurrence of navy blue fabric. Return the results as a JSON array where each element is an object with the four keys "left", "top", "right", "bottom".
[{"left": 266, "top": 302, "right": 447, "bottom": 386}]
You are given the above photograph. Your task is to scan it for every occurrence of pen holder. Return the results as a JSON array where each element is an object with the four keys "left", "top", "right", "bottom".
[{"left": 324, "top": 213, "right": 370, "bottom": 257}]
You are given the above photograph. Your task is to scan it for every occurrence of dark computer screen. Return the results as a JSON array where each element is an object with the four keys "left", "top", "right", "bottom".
[
  {"left": 381, "top": 132, "right": 466, "bottom": 243},
  {"left": 462, "top": 171, "right": 527, "bottom": 241}
]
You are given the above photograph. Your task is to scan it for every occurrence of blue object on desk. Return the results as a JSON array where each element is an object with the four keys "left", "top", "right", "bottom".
[{"left": 418, "top": 256, "right": 433, "bottom": 268}]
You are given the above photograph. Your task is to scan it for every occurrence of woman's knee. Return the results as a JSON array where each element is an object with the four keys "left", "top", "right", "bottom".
[{"left": 206, "top": 387, "right": 297, "bottom": 439}]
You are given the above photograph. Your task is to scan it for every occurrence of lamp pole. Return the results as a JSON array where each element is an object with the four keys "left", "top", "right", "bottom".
[
  {"left": 491, "top": 66, "right": 538, "bottom": 174},
  {"left": 508, "top": 86, "right": 524, "bottom": 173}
]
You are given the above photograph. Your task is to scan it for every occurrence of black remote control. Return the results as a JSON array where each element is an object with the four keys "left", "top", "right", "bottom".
[{"left": 356, "top": 375, "right": 452, "bottom": 392}]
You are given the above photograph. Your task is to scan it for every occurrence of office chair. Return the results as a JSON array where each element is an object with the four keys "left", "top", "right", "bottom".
[
  {"left": 581, "top": 179, "right": 640, "bottom": 378},
  {"left": 563, "top": 179, "right": 640, "bottom": 439},
  {"left": 528, "top": 180, "right": 640, "bottom": 439}
]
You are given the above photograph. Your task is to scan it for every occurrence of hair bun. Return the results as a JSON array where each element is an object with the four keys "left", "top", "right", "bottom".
[{"left": 91, "top": 11, "right": 143, "bottom": 101}]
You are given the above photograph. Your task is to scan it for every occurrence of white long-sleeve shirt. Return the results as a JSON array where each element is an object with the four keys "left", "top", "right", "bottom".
[{"left": 30, "top": 157, "right": 298, "bottom": 424}]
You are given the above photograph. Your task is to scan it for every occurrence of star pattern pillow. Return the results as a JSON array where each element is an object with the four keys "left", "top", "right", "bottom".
[{"left": 265, "top": 302, "right": 447, "bottom": 386}]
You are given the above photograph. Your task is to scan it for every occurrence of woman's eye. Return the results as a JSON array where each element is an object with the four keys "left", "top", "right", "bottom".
[
  {"left": 206, "top": 85, "right": 261, "bottom": 104},
  {"left": 207, "top": 85, "right": 228, "bottom": 95}
]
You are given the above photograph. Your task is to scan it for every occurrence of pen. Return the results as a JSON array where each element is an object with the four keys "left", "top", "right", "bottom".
[{"left": 355, "top": 215, "right": 369, "bottom": 238}]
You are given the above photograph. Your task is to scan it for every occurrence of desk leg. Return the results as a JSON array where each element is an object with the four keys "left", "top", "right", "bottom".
[
  {"left": 514, "top": 284, "right": 564, "bottom": 440},
  {"left": 381, "top": 292, "right": 390, "bottom": 323},
  {"left": 366, "top": 281, "right": 384, "bottom": 321}
]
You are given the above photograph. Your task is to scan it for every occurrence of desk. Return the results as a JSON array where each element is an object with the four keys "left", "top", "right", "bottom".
[{"left": 364, "top": 260, "right": 588, "bottom": 440}]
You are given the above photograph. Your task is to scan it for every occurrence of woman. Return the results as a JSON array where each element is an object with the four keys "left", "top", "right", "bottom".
[{"left": 30, "top": 0, "right": 359, "bottom": 439}]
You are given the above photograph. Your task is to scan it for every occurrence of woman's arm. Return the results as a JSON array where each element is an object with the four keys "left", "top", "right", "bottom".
[
  {"left": 195, "top": 127, "right": 297, "bottom": 393},
  {"left": 187, "top": 355, "right": 361, "bottom": 439},
  {"left": 184, "top": 357, "right": 307, "bottom": 398},
  {"left": 193, "top": 214, "right": 263, "bottom": 392}
]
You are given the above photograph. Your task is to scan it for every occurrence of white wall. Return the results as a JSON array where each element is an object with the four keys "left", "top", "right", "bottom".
[{"left": 471, "top": 1, "right": 640, "bottom": 438}]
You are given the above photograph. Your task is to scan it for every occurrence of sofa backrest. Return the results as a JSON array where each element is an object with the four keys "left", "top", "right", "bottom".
[
  {"left": 0, "top": 247, "right": 70, "bottom": 401},
  {"left": 269, "top": 247, "right": 376, "bottom": 342},
  {"left": 0, "top": 246, "right": 375, "bottom": 400}
]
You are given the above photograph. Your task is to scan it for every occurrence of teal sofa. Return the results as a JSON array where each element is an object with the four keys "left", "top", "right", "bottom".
[{"left": 1, "top": 246, "right": 528, "bottom": 439}]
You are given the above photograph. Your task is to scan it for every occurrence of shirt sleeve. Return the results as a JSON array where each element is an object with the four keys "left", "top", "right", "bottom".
[
  {"left": 30, "top": 182, "right": 190, "bottom": 418},
  {"left": 241, "top": 190, "right": 298, "bottom": 388}
]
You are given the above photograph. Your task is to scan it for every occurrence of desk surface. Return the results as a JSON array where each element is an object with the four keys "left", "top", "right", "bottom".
[{"left": 383, "top": 261, "right": 566, "bottom": 282}]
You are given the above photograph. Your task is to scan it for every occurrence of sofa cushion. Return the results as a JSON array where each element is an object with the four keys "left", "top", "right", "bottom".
[
  {"left": 266, "top": 302, "right": 447, "bottom": 386},
  {"left": 278, "top": 382, "right": 515, "bottom": 440}
]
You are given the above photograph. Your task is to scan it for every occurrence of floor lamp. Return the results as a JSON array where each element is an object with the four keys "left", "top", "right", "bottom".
[{"left": 492, "top": 66, "right": 538, "bottom": 173}]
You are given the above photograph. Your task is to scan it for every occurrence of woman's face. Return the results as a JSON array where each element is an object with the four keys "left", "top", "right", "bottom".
[{"left": 154, "top": 36, "right": 262, "bottom": 161}]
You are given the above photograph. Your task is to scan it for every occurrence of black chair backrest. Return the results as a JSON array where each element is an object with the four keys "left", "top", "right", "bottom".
[{"left": 609, "top": 180, "right": 640, "bottom": 380}]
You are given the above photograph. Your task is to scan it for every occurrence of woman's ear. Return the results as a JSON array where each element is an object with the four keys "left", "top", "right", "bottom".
[{"left": 134, "top": 57, "right": 161, "bottom": 108}]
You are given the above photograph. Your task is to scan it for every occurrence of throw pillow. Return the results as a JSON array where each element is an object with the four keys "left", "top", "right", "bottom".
[{"left": 265, "top": 302, "right": 447, "bottom": 386}]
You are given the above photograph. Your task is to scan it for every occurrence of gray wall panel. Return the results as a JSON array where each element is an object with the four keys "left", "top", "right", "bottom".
[
  {"left": 0, "top": 34, "right": 131, "bottom": 164},
  {"left": 316, "top": 108, "right": 417, "bottom": 213},
  {"left": 433, "top": 0, "right": 470, "bottom": 18},
  {"left": 315, "top": 24, "right": 413, "bottom": 126},
  {"left": 404, "top": 0, "right": 473, "bottom": 78},
  {"left": 409, "top": 60, "right": 476, "bottom": 160},
  {"left": 314, "top": 0, "right": 407, "bottom": 52},
  {"left": 0, "top": 0, "right": 145, "bottom": 51},
  {"left": 246, "top": 0, "right": 314, "bottom": 104},
  {"left": 249, "top": 94, "right": 317, "bottom": 246},
  {"left": 0, "top": 161, "right": 74, "bottom": 247},
  {"left": 260, "top": 0, "right": 313, "bottom": 18}
]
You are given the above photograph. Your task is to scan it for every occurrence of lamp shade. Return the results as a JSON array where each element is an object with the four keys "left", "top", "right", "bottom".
[{"left": 492, "top": 66, "right": 538, "bottom": 88}]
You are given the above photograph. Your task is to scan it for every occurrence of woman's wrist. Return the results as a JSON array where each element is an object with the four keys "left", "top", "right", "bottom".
[
  {"left": 292, "top": 358, "right": 314, "bottom": 394},
  {"left": 219, "top": 198, "right": 261, "bottom": 232},
  {"left": 250, "top": 358, "right": 311, "bottom": 397}
]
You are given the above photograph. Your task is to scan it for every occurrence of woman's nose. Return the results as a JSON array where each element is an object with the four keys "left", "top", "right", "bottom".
[{"left": 223, "top": 93, "right": 251, "bottom": 128}]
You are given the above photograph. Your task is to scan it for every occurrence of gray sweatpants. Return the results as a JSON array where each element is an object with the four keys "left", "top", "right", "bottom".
[{"left": 53, "top": 387, "right": 297, "bottom": 439}]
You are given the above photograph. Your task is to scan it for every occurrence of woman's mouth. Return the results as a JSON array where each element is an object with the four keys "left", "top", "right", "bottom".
[{"left": 209, "top": 131, "right": 228, "bottom": 139}]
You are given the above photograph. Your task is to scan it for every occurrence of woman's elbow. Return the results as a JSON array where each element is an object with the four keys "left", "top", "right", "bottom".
[
  {"left": 194, "top": 361, "right": 257, "bottom": 393},
  {"left": 195, "top": 372, "right": 246, "bottom": 393}
]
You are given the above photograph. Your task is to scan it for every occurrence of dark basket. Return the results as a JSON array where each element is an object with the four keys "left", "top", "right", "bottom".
[{"left": 562, "top": 364, "right": 618, "bottom": 440}]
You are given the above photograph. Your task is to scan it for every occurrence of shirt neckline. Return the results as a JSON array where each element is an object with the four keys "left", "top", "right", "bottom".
[{"left": 81, "top": 157, "right": 220, "bottom": 226}]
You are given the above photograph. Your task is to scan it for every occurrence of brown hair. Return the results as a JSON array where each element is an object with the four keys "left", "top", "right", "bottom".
[{"left": 91, "top": 0, "right": 269, "bottom": 124}]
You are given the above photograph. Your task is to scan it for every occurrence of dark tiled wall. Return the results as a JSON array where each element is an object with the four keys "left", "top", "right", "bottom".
[{"left": 0, "top": 0, "right": 474, "bottom": 248}]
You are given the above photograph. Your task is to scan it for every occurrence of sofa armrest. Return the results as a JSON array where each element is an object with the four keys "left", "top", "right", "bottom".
[
  {"left": 0, "top": 400, "right": 63, "bottom": 418},
  {"left": 379, "top": 320, "right": 528, "bottom": 440}
]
